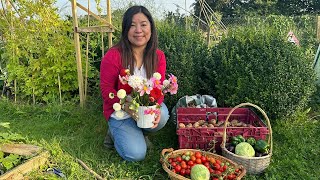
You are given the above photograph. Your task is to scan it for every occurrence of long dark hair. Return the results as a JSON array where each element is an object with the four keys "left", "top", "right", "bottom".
[{"left": 115, "top": 6, "right": 158, "bottom": 79}]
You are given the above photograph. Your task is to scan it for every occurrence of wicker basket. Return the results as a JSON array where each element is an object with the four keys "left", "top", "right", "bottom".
[
  {"left": 161, "top": 148, "right": 246, "bottom": 180},
  {"left": 221, "top": 103, "right": 273, "bottom": 174}
]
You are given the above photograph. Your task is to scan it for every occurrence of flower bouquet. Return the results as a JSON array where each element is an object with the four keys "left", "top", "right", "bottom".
[{"left": 110, "top": 69, "right": 178, "bottom": 128}]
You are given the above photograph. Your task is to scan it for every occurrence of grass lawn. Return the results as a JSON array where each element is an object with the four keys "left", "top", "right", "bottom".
[{"left": 0, "top": 99, "right": 319, "bottom": 180}]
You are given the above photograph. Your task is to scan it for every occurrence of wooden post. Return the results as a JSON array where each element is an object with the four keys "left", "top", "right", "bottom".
[
  {"left": 14, "top": 79, "right": 16, "bottom": 103},
  {"left": 6, "top": 0, "right": 16, "bottom": 103},
  {"left": 71, "top": 0, "right": 85, "bottom": 107},
  {"left": 58, "top": 74, "right": 62, "bottom": 105},
  {"left": 185, "top": 0, "right": 187, "bottom": 30},
  {"left": 206, "top": 27, "right": 211, "bottom": 46},
  {"left": 107, "top": 0, "right": 112, "bottom": 48},
  {"left": 317, "top": 16, "right": 320, "bottom": 42}
]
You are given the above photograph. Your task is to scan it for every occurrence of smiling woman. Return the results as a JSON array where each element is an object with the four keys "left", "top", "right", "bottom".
[{"left": 99, "top": 5, "right": 170, "bottom": 162}]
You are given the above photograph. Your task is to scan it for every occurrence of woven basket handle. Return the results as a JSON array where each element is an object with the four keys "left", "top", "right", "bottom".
[
  {"left": 221, "top": 103, "right": 273, "bottom": 154},
  {"left": 160, "top": 148, "right": 174, "bottom": 164},
  {"left": 161, "top": 148, "right": 174, "bottom": 156}
]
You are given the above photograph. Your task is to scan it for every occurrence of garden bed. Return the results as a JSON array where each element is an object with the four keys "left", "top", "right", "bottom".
[{"left": 0, "top": 143, "right": 49, "bottom": 179}]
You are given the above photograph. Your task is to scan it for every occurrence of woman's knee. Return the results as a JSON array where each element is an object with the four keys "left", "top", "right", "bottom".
[
  {"left": 122, "top": 146, "right": 147, "bottom": 161},
  {"left": 160, "top": 103, "right": 169, "bottom": 121}
]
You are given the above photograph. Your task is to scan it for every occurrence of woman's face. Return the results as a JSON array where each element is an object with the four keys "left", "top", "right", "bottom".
[{"left": 128, "top": 13, "right": 151, "bottom": 49}]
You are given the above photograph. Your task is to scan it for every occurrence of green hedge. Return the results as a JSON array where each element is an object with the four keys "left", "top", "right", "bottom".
[
  {"left": 201, "top": 26, "right": 316, "bottom": 119},
  {"left": 157, "top": 23, "right": 210, "bottom": 109}
]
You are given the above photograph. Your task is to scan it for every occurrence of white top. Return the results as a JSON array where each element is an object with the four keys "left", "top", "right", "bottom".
[{"left": 110, "top": 64, "right": 147, "bottom": 120}]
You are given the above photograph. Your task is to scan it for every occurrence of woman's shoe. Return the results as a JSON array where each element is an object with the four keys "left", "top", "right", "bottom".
[
  {"left": 104, "top": 130, "right": 114, "bottom": 149},
  {"left": 144, "top": 135, "right": 153, "bottom": 148}
]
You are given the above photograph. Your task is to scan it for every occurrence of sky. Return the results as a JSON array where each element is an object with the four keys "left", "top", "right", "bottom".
[{"left": 55, "top": 0, "right": 196, "bottom": 18}]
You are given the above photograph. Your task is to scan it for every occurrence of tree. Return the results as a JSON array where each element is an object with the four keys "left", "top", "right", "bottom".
[
  {"left": 276, "top": 0, "right": 320, "bottom": 16},
  {"left": 193, "top": 0, "right": 320, "bottom": 17}
]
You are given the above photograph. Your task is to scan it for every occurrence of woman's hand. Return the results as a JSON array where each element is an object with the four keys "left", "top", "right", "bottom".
[
  {"left": 122, "top": 102, "right": 138, "bottom": 120},
  {"left": 151, "top": 113, "right": 161, "bottom": 129}
]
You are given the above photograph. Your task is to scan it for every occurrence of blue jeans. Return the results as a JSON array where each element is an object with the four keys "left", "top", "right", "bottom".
[{"left": 107, "top": 103, "right": 169, "bottom": 161}]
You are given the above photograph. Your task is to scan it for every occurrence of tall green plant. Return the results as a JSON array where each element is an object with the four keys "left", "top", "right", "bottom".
[{"left": 1, "top": 0, "right": 79, "bottom": 103}]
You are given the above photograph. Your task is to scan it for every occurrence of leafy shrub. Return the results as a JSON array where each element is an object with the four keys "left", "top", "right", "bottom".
[
  {"left": 1, "top": 1, "right": 80, "bottom": 103},
  {"left": 157, "top": 23, "right": 210, "bottom": 109},
  {"left": 202, "top": 26, "right": 316, "bottom": 119}
]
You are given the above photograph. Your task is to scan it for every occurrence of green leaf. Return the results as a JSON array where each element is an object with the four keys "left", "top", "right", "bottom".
[
  {"left": 0, "top": 122, "right": 10, "bottom": 129},
  {"left": 0, "top": 151, "right": 4, "bottom": 159},
  {"left": 0, "top": 154, "right": 20, "bottom": 170}
]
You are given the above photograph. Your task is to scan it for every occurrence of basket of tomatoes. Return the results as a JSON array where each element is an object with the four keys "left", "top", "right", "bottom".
[{"left": 160, "top": 148, "right": 246, "bottom": 180}]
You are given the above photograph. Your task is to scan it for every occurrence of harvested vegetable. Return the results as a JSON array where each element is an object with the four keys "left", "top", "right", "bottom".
[
  {"left": 235, "top": 142, "right": 255, "bottom": 157},
  {"left": 254, "top": 140, "right": 269, "bottom": 153},
  {"left": 190, "top": 164, "right": 210, "bottom": 180},
  {"left": 246, "top": 137, "right": 256, "bottom": 146}
]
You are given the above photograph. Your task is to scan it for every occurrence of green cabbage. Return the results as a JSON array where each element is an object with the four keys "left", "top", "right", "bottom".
[
  {"left": 191, "top": 164, "right": 210, "bottom": 180},
  {"left": 235, "top": 142, "right": 255, "bottom": 157}
]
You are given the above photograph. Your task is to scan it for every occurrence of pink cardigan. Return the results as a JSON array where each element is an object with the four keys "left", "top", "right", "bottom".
[{"left": 100, "top": 47, "right": 167, "bottom": 121}]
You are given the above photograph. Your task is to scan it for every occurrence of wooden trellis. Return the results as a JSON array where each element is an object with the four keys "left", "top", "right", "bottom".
[
  {"left": 174, "top": 0, "right": 227, "bottom": 46},
  {"left": 70, "top": 0, "right": 115, "bottom": 107}
]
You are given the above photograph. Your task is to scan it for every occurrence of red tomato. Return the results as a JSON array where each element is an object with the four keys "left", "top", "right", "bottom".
[
  {"left": 209, "top": 168, "right": 214, "bottom": 174},
  {"left": 195, "top": 158, "right": 202, "bottom": 164},
  {"left": 180, "top": 169, "right": 186, "bottom": 176},
  {"left": 212, "top": 177, "right": 219, "bottom": 180},
  {"left": 214, "top": 170, "right": 222, "bottom": 175},
  {"left": 171, "top": 162, "right": 177, "bottom": 167},
  {"left": 201, "top": 156, "right": 207, "bottom": 163},
  {"left": 187, "top": 160, "right": 194, "bottom": 166},
  {"left": 204, "top": 162, "right": 210, "bottom": 167},
  {"left": 215, "top": 159, "right": 221, "bottom": 164},
  {"left": 213, "top": 163, "right": 221, "bottom": 170},
  {"left": 222, "top": 165, "right": 227, "bottom": 172},
  {"left": 235, "top": 168, "right": 240, "bottom": 173},
  {"left": 168, "top": 158, "right": 173, "bottom": 163},
  {"left": 227, "top": 174, "right": 236, "bottom": 180},
  {"left": 176, "top": 156, "right": 182, "bottom": 162},
  {"left": 185, "top": 168, "right": 191, "bottom": 175},
  {"left": 195, "top": 152, "right": 202, "bottom": 159},
  {"left": 175, "top": 165, "right": 181, "bottom": 173}
]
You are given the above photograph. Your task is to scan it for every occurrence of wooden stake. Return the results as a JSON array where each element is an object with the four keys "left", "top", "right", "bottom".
[
  {"left": 206, "top": 27, "right": 211, "bottom": 46},
  {"left": 58, "top": 74, "right": 62, "bottom": 105},
  {"left": 71, "top": 0, "right": 85, "bottom": 107},
  {"left": 101, "top": 30, "right": 104, "bottom": 55},
  {"left": 317, "top": 16, "right": 320, "bottom": 41},
  {"left": 84, "top": 0, "right": 90, "bottom": 100},
  {"left": 14, "top": 79, "right": 16, "bottom": 103},
  {"left": 32, "top": 86, "right": 35, "bottom": 104},
  {"left": 76, "top": 158, "right": 106, "bottom": 180},
  {"left": 107, "top": 0, "right": 112, "bottom": 48}
]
